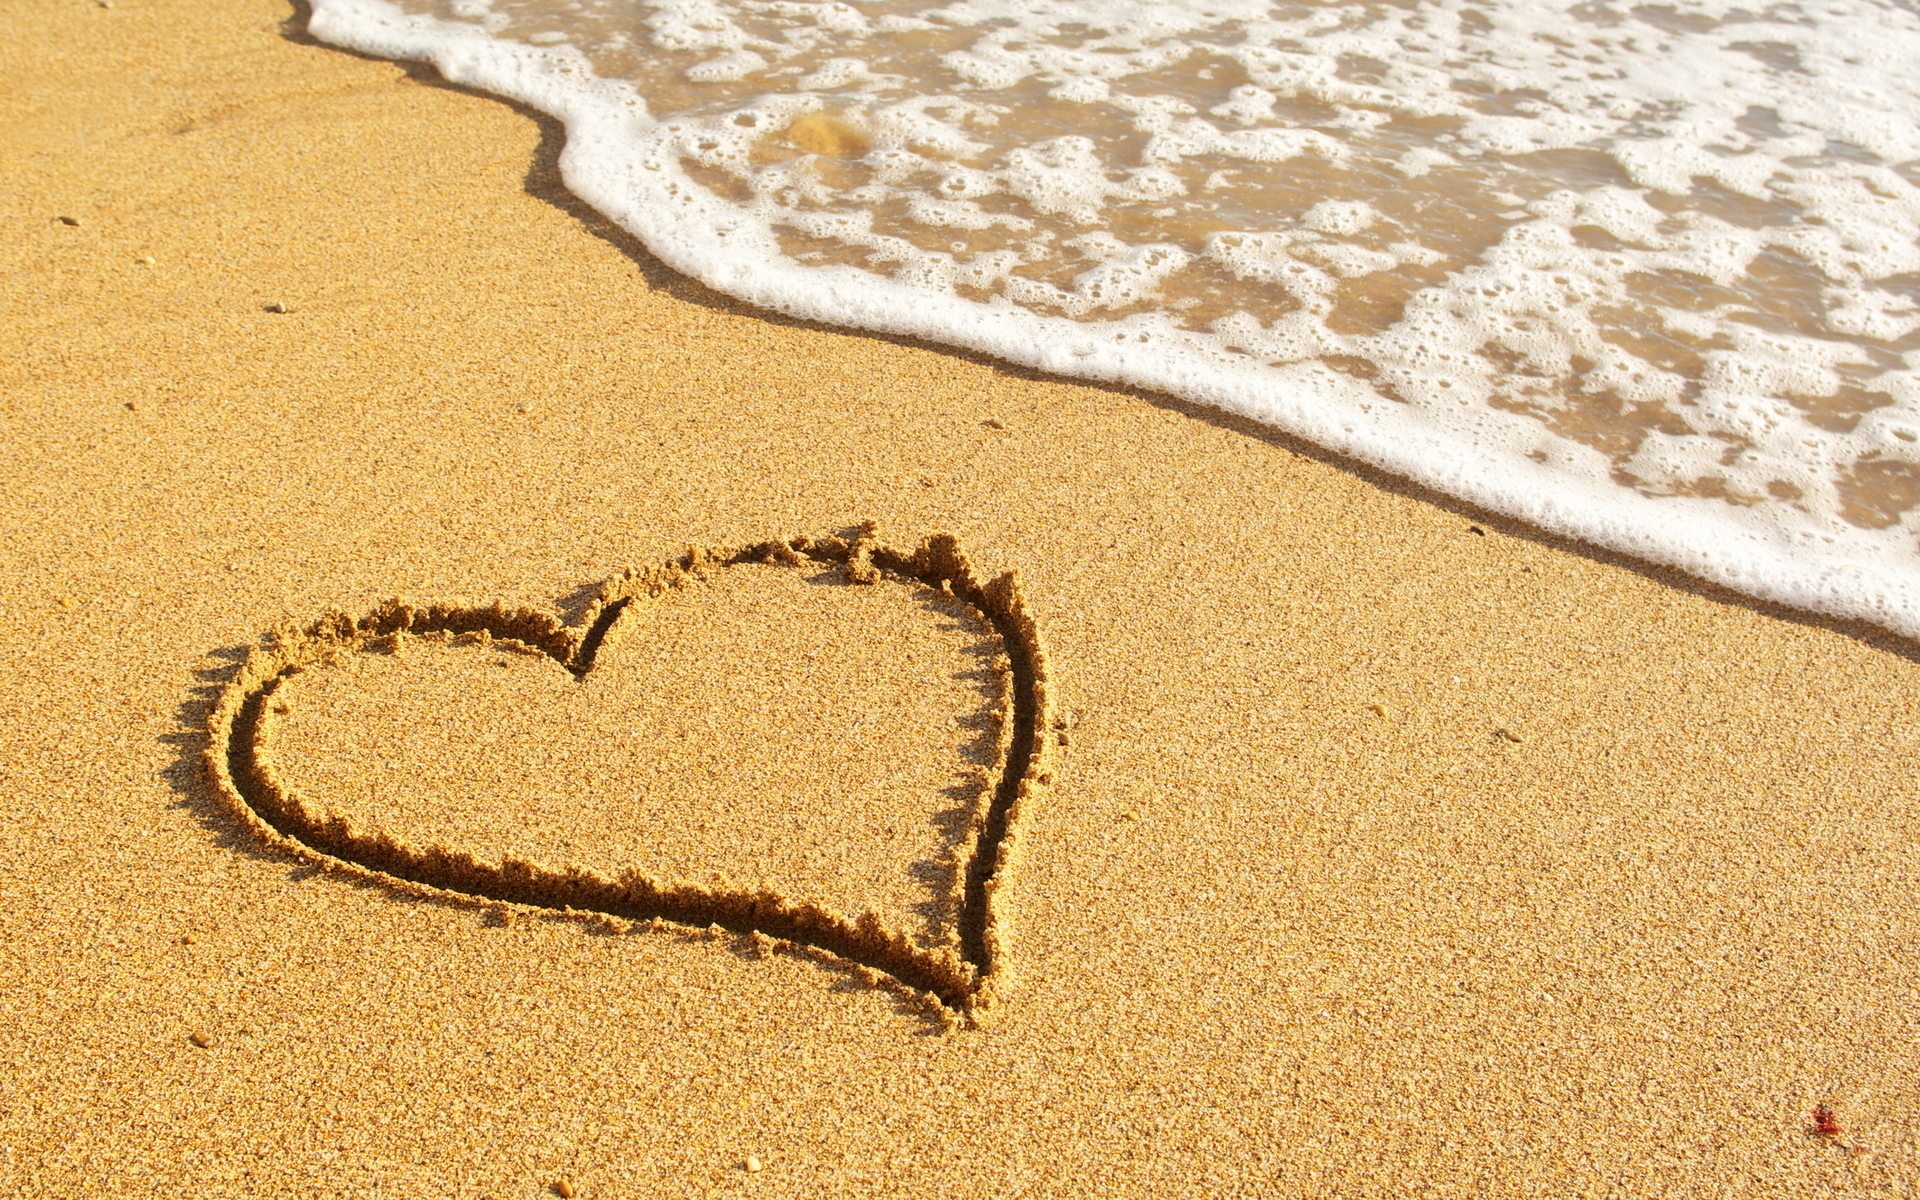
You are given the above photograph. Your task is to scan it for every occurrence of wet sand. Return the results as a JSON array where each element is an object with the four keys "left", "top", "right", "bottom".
[{"left": 3, "top": 0, "right": 1918, "bottom": 1194}]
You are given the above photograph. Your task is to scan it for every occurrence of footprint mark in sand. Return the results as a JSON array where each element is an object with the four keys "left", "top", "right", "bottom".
[{"left": 205, "top": 529, "right": 1053, "bottom": 1014}]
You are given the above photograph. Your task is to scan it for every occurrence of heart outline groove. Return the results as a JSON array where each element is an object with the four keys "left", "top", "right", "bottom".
[{"left": 205, "top": 528, "right": 1054, "bottom": 1015}]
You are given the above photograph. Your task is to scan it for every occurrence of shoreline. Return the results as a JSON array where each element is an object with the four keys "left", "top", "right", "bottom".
[
  {"left": 4, "top": 0, "right": 1919, "bottom": 1194},
  {"left": 309, "top": 0, "right": 1920, "bottom": 647}
]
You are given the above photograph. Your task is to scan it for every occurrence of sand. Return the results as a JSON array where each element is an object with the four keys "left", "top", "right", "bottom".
[{"left": 4, "top": 0, "right": 1919, "bottom": 1194}]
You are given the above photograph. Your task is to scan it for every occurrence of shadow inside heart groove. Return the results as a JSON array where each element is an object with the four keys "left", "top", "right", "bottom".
[{"left": 206, "top": 530, "right": 1053, "bottom": 1013}]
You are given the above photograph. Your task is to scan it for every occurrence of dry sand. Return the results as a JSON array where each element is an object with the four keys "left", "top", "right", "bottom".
[{"left": 4, "top": 0, "right": 1920, "bottom": 1194}]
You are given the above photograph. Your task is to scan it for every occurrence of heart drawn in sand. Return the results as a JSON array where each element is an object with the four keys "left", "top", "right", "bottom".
[{"left": 205, "top": 530, "right": 1053, "bottom": 1014}]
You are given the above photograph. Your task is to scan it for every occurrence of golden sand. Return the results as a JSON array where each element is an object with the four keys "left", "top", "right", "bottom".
[
  {"left": 3, "top": 0, "right": 1919, "bottom": 1194},
  {"left": 213, "top": 533, "right": 1052, "bottom": 1013}
]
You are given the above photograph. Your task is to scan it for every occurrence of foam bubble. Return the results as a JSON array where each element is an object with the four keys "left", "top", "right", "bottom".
[{"left": 309, "top": 0, "right": 1920, "bottom": 637}]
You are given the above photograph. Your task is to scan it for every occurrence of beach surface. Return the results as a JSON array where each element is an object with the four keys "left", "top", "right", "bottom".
[{"left": 4, "top": 0, "right": 1919, "bottom": 1194}]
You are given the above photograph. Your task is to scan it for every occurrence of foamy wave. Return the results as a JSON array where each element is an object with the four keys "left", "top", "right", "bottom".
[{"left": 310, "top": 0, "right": 1920, "bottom": 637}]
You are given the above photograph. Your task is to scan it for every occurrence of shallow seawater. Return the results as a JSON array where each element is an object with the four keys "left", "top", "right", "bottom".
[{"left": 310, "top": 0, "right": 1920, "bottom": 634}]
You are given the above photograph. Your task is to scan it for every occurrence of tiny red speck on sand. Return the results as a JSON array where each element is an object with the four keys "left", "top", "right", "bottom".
[{"left": 1813, "top": 1105, "right": 1844, "bottom": 1140}]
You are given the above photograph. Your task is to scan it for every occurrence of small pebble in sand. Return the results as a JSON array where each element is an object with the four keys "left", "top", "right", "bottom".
[
  {"left": 263, "top": 301, "right": 287, "bottom": 314},
  {"left": 982, "top": 418, "right": 1006, "bottom": 430},
  {"left": 1368, "top": 702, "right": 1388, "bottom": 717},
  {"left": 1493, "top": 727, "right": 1523, "bottom": 743},
  {"left": 188, "top": 1030, "right": 213, "bottom": 1048},
  {"left": 745, "top": 1155, "right": 764, "bottom": 1173},
  {"left": 56, "top": 215, "right": 80, "bottom": 227},
  {"left": 136, "top": 256, "right": 154, "bottom": 265},
  {"left": 550, "top": 1180, "right": 575, "bottom": 1198},
  {"left": 57, "top": 596, "right": 77, "bottom": 609}
]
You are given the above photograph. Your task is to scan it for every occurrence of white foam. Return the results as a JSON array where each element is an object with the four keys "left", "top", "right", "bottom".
[{"left": 309, "top": 0, "right": 1920, "bottom": 638}]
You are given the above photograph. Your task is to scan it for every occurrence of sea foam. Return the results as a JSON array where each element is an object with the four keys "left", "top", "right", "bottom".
[{"left": 309, "top": 0, "right": 1920, "bottom": 636}]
